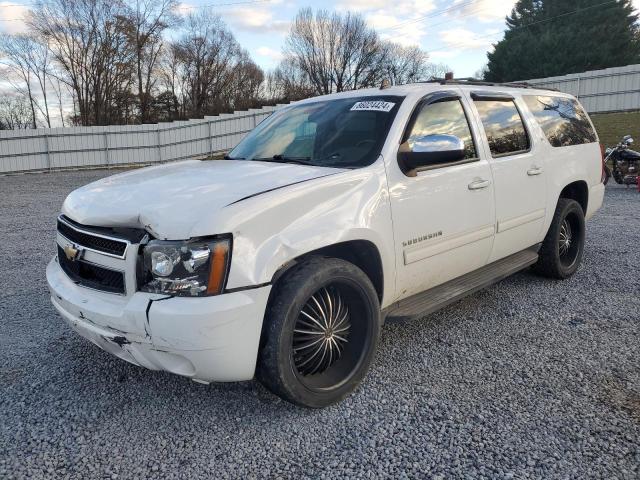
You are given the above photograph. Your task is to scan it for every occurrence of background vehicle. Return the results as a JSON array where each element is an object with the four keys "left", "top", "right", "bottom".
[
  {"left": 47, "top": 81, "right": 605, "bottom": 408},
  {"left": 605, "top": 135, "right": 640, "bottom": 186}
]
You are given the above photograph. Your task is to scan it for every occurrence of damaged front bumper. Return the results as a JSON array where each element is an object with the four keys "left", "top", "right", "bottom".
[{"left": 46, "top": 258, "right": 271, "bottom": 383}]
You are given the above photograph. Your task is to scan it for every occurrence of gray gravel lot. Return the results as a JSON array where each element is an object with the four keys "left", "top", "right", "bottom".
[{"left": 0, "top": 169, "right": 638, "bottom": 479}]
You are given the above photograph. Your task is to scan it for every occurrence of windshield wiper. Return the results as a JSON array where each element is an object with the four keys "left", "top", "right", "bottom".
[
  {"left": 224, "top": 155, "right": 245, "bottom": 160},
  {"left": 253, "top": 154, "right": 315, "bottom": 166}
]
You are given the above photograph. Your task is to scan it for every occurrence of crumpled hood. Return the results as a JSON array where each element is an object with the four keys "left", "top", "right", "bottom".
[{"left": 62, "top": 160, "right": 340, "bottom": 239}]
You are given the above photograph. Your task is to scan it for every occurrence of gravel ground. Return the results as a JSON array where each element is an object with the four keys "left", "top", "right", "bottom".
[{"left": 0, "top": 170, "right": 638, "bottom": 479}]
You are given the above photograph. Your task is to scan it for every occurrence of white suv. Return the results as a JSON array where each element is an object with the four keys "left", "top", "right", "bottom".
[{"left": 47, "top": 81, "right": 605, "bottom": 407}]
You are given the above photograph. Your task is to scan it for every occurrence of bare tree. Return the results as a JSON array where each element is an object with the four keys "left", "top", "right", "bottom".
[
  {"left": 0, "top": 35, "right": 49, "bottom": 128},
  {"left": 425, "top": 62, "right": 453, "bottom": 81},
  {"left": 122, "top": 0, "right": 180, "bottom": 123},
  {"left": 0, "top": 96, "right": 33, "bottom": 130},
  {"left": 172, "top": 9, "right": 258, "bottom": 117},
  {"left": 157, "top": 44, "right": 183, "bottom": 120},
  {"left": 282, "top": 9, "right": 436, "bottom": 95},
  {"left": 50, "top": 73, "right": 68, "bottom": 127},
  {"left": 265, "top": 57, "right": 315, "bottom": 102},
  {"left": 284, "top": 9, "right": 386, "bottom": 95},
  {"left": 228, "top": 52, "right": 265, "bottom": 111},
  {"left": 380, "top": 43, "right": 431, "bottom": 86},
  {"left": 29, "top": 0, "right": 135, "bottom": 126}
]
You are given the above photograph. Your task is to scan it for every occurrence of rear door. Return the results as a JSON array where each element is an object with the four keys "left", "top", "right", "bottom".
[{"left": 468, "top": 92, "right": 547, "bottom": 262}]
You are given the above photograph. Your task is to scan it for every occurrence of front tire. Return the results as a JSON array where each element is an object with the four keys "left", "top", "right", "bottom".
[
  {"left": 256, "top": 257, "right": 381, "bottom": 408},
  {"left": 534, "top": 198, "right": 585, "bottom": 279}
]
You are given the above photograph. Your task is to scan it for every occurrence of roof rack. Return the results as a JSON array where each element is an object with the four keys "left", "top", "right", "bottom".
[{"left": 422, "top": 77, "right": 559, "bottom": 92}]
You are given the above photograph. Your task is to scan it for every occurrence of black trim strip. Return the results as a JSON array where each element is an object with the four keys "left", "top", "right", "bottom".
[
  {"left": 224, "top": 282, "right": 271, "bottom": 294},
  {"left": 471, "top": 91, "right": 515, "bottom": 101},
  {"left": 225, "top": 172, "right": 341, "bottom": 207}
]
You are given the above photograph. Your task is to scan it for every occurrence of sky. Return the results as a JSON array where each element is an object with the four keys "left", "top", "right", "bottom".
[{"left": 2, "top": 0, "right": 637, "bottom": 79}]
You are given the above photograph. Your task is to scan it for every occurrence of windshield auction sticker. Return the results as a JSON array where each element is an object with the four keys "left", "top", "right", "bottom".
[{"left": 350, "top": 100, "right": 396, "bottom": 112}]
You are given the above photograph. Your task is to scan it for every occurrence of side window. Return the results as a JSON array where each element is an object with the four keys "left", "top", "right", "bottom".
[
  {"left": 406, "top": 99, "right": 477, "bottom": 160},
  {"left": 474, "top": 100, "right": 530, "bottom": 157},
  {"left": 523, "top": 95, "right": 597, "bottom": 147}
]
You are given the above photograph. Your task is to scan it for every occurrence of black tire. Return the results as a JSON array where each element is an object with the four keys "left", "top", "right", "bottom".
[
  {"left": 534, "top": 198, "right": 585, "bottom": 279},
  {"left": 613, "top": 169, "right": 624, "bottom": 185},
  {"left": 256, "top": 257, "right": 381, "bottom": 408},
  {"left": 603, "top": 165, "right": 611, "bottom": 185}
]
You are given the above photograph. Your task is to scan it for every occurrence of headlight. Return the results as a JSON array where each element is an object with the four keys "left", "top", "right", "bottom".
[{"left": 140, "top": 237, "right": 231, "bottom": 297}]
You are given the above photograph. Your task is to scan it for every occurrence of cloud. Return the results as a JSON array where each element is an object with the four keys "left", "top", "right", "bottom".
[
  {"left": 0, "top": 2, "right": 29, "bottom": 34},
  {"left": 256, "top": 46, "right": 283, "bottom": 61},
  {"left": 222, "top": 5, "right": 290, "bottom": 34},
  {"left": 356, "top": 1, "right": 440, "bottom": 47},
  {"left": 368, "top": 12, "right": 428, "bottom": 47},
  {"left": 176, "top": 1, "right": 289, "bottom": 34},
  {"left": 439, "top": 27, "right": 500, "bottom": 51},
  {"left": 336, "top": 0, "right": 436, "bottom": 17},
  {"left": 450, "top": 0, "right": 516, "bottom": 23}
]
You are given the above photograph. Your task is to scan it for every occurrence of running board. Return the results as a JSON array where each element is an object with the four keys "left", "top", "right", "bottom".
[{"left": 384, "top": 248, "right": 539, "bottom": 323}]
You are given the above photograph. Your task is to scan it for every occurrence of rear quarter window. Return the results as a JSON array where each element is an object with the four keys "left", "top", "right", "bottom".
[{"left": 523, "top": 95, "right": 597, "bottom": 147}]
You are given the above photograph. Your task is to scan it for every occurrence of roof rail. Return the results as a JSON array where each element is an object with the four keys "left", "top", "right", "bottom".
[{"left": 421, "top": 77, "right": 559, "bottom": 92}]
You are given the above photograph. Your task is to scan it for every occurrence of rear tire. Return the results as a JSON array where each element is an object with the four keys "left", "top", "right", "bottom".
[
  {"left": 256, "top": 257, "right": 381, "bottom": 408},
  {"left": 534, "top": 198, "right": 585, "bottom": 279}
]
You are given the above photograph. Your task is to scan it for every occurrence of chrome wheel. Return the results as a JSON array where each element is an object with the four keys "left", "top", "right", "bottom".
[
  {"left": 292, "top": 286, "right": 351, "bottom": 376},
  {"left": 558, "top": 219, "right": 572, "bottom": 257}
]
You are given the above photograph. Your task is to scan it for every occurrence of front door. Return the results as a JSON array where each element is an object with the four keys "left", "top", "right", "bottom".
[{"left": 388, "top": 91, "right": 496, "bottom": 301}]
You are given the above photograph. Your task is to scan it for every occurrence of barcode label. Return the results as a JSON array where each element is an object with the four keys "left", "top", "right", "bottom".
[{"left": 350, "top": 101, "right": 396, "bottom": 112}]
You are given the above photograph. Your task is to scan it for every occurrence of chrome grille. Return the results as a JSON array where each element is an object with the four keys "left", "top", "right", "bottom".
[{"left": 57, "top": 216, "right": 129, "bottom": 258}]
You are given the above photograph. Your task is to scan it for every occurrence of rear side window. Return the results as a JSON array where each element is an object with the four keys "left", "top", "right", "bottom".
[
  {"left": 523, "top": 95, "right": 597, "bottom": 147},
  {"left": 474, "top": 100, "right": 530, "bottom": 157}
]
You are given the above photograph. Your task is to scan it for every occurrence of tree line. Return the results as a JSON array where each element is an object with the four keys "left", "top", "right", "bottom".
[
  {"left": 0, "top": 1, "right": 447, "bottom": 129},
  {"left": 484, "top": 0, "right": 640, "bottom": 82}
]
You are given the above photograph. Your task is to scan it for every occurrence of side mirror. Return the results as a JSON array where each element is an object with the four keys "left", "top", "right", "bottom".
[
  {"left": 399, "top": 134, "right": 466, "bottom": 172},
  {"left": 623, "top": 135, "right": 634, "bottom": 145}
]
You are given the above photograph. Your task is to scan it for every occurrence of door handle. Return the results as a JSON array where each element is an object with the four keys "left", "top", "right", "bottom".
[
  {"left": 468, "top": 179, "right": 491, "bottom": 190},
  {"left": 527, "top": 166, "right": 543, "bottom": 176}
]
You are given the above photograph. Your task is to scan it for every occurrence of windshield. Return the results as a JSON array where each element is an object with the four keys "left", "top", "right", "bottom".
[{"left": 227, "top": 95, "right": 404, "bottom": 168}]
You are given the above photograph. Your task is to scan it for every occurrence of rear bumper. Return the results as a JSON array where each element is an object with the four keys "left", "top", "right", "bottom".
[
  {"left": 47, "top": 258, "right": 271, "bottom": 382},
  {"left": 586, "top": 183, "right": 605, "bottom": 220}
]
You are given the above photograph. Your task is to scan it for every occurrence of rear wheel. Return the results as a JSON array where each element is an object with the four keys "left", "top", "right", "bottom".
[
  {"left": 534, "top": 198, "right": 585, "bottom": 279},
  {"left": 256, "top": 257, "right": 380, "bottom": 408}
]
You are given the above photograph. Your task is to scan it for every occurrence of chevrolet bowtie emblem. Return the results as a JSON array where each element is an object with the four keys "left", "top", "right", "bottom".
[{"left": 63, "top": 244, "right": 84, "bottom": 262}]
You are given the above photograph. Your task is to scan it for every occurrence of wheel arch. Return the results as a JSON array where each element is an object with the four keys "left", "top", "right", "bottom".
[
  {"left": 559, "top": 180, "right": 588, "bottom": 214},
  {"left": 270, "top": 240, "right": 385, "bottom": 303}
]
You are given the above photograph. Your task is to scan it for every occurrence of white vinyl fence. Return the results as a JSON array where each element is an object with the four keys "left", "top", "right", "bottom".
[
  {"left": 522, "top": 64, "right": 640, "bottom": 113},
  {"left": 2, "top": 64, "right": 639, "bottom": 174},
  {"left": 0, "top": 104, "right": 285, "bottom": 174}
]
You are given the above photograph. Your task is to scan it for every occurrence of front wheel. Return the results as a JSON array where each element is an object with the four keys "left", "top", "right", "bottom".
[
  {"left": 256, "top": 257, "right": 381, "bottom": 408},
  {"left": 534, "top": 198, "right": 585, "bottom": 279}
]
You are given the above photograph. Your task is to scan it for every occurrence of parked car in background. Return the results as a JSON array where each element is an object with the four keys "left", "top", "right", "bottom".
[{"left": 47, "top": 81, "right": 604, "bottom": 408}]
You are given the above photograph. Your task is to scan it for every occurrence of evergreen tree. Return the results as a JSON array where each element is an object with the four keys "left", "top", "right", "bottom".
[{"left": 485, "top": 0, "right": 640, "bottom": 82}]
